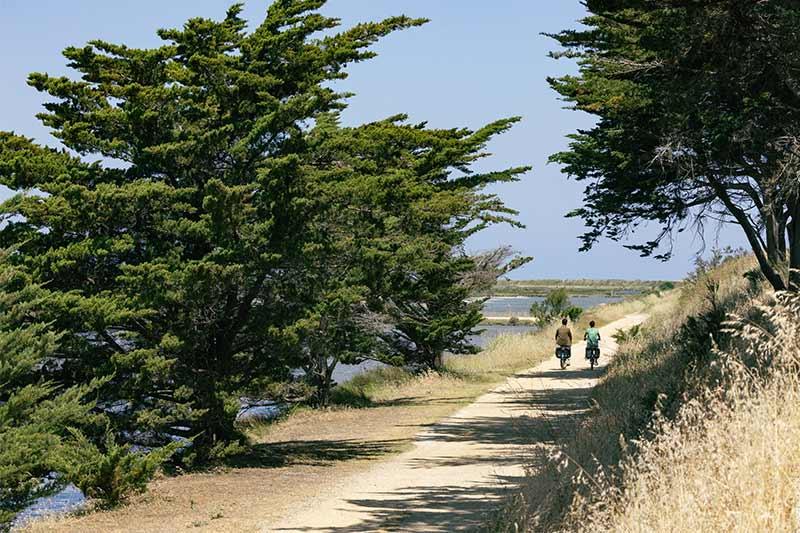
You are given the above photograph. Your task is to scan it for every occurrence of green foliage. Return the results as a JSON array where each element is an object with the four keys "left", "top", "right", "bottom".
[
  {"left": 529, "top": 288, "right": 582, "bottom": 323},
  {"left": 284, "top": 114, "right": 530, "bottom": 384},
  {"left": 564, "top": 306, "right": 583, "bottom": 323},
  {"left": 612, "top": 324, "right": 642, "bottom": 345},
  {"left": 548, "top": 0, "right": 800, "bottom": 291},
  {"left": 57, "top": 429, "right": 180, "bottom": 507},
  {"left": 0, "top": 259, "right": 101, "bottom": 528},
  {"left": 0, "top": 2, "right": 428, "bottom": 461},
  {"left": 0, "top": 0, "right": 529, "bottom": 471}
]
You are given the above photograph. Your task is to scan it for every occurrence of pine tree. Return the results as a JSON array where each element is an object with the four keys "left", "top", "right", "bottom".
[
  {"left": 0, "top": 259, "right": 97, "bottom": 528},
  {"left": 0, "top": 2, "right": 425, "bottom": 461},
  {"left": 548, "top": 0, "right": 800, "bottom": 291},
  {"left": 304, "top": 116, "right": 531, "bottom": 371}
]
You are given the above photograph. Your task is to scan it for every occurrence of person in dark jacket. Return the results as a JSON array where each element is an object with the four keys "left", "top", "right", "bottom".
[
  {"left": 555, "top": 318, "right": 572, "bottom": 366},
  {"left": 555, "top": 318, "right": 572, "bottom": 346}
]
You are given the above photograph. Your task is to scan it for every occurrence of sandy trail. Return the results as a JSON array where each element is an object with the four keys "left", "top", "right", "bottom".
[{"left": 265, "top": 313, "right": 648, "bottom": 533}]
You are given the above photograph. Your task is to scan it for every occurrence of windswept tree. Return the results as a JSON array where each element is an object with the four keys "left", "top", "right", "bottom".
[
  {"left": 0, "top": 2, "right": 425, "bottom": 461},
  {"left": 549, "top": 0, "right": 800, "bottom": 291},
  {"left": 305, "top": 116, "right": 531, "bottom": 371}
]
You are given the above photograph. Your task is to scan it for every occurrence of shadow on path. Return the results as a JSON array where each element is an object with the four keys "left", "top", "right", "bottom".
[
  {"left": 272, "top": 378, "right": 596, "bottom": 531},
  {"left": 274, "top": 475, "right": 528, "bottom": 533},
  {"left": 226, "top": 438, "right": 407, "bottom": 469}
]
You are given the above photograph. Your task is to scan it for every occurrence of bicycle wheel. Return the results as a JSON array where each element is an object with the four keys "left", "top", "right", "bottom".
[{"left": 560, "top": 356, "right": 567, "bottom": 370}]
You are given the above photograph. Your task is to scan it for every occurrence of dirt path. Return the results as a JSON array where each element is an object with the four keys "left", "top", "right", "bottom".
[{"left": 265, "top": 314, "right": 648, "bottom": 533}]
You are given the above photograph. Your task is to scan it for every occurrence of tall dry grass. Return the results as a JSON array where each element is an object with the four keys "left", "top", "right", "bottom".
[
  {"left": 489, "top": 254, "right": 784, "bottom": 532},
  {"left": 569, "top": 290, "right": 800, "bottom": 533}
]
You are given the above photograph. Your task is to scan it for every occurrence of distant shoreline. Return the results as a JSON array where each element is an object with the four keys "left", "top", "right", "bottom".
[{"left": 476, "top": 279, "right": 676, "bottom": 298}]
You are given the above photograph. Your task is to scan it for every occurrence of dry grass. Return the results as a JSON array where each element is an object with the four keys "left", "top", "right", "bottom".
[
  {"left": 570, "top": 289, "right": 800, "bottom": 533},
  {"left": 491, "top": 255, "right": 800, "bottom": 533}
]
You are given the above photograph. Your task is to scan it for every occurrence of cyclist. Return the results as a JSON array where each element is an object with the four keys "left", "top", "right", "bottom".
[
  {"left": 584, "top": 320, "right": 601, "bottom": 360},
  {"left": 555, "top": 318, "right": 572, "bottom": 366}
]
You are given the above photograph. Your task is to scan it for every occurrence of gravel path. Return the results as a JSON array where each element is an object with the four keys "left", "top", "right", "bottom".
[{"left": 266, "top": 314, "right": 648, "bottom": 533}]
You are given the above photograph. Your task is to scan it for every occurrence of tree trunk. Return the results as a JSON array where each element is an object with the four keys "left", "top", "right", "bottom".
[
  {"left": 193, "top": 376, "right": 238, "bottom": 461},
  {"left": 310, "top": 353, "right": 338, "bottom": 407},
  {"left": 710, "top": 178, "right": 788, "bottom": 291},
  {"left": 432, "top": 351, "right": 444, "bottom": 371},
  {"left": 789, "top": 202, "right": 800, "bottom": 291}
]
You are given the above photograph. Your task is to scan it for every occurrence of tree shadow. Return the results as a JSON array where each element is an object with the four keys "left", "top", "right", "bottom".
[
  {"left": 225, "top": 438, "right": 408, "bottom": 469},
  {"left": 269, "top": 382, "right": 595, "bottom": 531},
  {"left": 273, "top": 475, "right": 529, "bottom": 533},
  {"left": 331, "top": 391, "right": 479, "bottom": 409},
  {"left": 518, "top": 366, "right": 608, "bottom": 381}
]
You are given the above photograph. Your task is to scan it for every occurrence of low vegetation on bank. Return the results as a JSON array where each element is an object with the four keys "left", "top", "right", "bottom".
[
  {"left": 478, "top": 279, "right": 672, "bottom": 298},
  {"left": 490, "top": 254, "right": 800, "bottom": 532}
]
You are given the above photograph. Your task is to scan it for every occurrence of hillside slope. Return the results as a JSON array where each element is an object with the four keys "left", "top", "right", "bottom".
[{"left": 493, "top": 255, "right": 800, "bottom": 532}]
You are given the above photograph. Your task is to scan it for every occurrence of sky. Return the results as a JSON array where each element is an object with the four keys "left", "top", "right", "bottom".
[{"left": 0, "top": 0, "right": 747, "bottom": 280}]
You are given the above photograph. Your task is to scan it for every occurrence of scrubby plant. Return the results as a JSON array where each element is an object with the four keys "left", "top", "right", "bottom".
[
  {"left": 530, "top": 288, "right": 583, "bottom": 323},
  {"left": 57, "top": 429, "right": 180, "bottom": 507}
]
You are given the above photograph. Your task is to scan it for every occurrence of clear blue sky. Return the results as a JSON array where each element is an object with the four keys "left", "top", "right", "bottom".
[{"left": 0, "top": 0, "right": 746, "bottom": 280}]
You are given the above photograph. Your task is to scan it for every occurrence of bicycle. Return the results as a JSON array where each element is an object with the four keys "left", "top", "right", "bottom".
[
  {"left": 556, "top": 345, "right": 571, "bottom": 370},
  {"left": 586, "top": 345, "right": 600, "bottom": 370}
]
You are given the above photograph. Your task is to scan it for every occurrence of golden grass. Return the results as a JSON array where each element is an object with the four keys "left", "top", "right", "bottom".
[
  {"left": 491, "top": 255, "right": 800, "bottom": 533},
  {"left": 569, "top": 287, "right": 800, "bottom": 533},
  {"left": 588, "top": 371, "right": 800, "bottom": 532}
]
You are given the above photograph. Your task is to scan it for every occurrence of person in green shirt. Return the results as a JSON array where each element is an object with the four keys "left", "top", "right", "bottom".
[{"left": 584, "top": 320, "right": 601, "bottom": 359}]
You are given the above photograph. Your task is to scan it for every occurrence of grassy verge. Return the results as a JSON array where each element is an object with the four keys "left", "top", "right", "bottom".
[{"left": 487, "top": 255, "right": 800, "bottom": 532}]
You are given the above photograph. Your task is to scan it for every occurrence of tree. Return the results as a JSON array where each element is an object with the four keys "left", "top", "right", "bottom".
[
  {"left": 0, "top": 255, "right": 180, "bottom": 527},
  {"left": 0, "top": 258, "right": 96, "bottom": 527},
  {"left": 548, "top": 1, "right": 800, "bottom": 291},
  {"left": 0, "top": 2, "right": 425, "bottom": 461},
  {"left": 529, "top": 288, "right": 582, "bottom": 323},
  {"left": 304, "top": 115, "right": 531, "bottom": 372}
]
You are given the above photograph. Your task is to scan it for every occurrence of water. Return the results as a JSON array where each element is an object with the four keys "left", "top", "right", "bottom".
[
  {"left": 12, "top": 484, "right": 87, "bottom": 530},
  {"left": 481, "top": 295, "right": 623, "bottom": 317},
  {"left": 470, "top": 323, "right": 538, "bottom": 348}
]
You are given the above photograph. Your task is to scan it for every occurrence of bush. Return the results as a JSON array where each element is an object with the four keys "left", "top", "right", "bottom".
[
  {"left": 530, "top": 289, "right": 583, "bottom": 323},
  {"left": 58, "top": 430, "right": 180, "bottom": 507}
]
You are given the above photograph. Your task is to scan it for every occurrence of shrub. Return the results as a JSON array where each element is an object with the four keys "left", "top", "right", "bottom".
[
  {"left": 530, "top": 289, "right": 583, "bottom": 323},
  {"left": 58, "top": 430, "right": 180, "bottom": 507}
]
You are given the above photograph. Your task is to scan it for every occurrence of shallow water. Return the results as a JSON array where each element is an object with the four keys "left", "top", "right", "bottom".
[
  {"left": 13, "top": 484, "right": 87, "bottom": 530},
  {"left": 482, "top": 295, "right": 623, "bottom": 317}
]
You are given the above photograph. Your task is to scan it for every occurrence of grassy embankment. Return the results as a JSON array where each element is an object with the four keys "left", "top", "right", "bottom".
[
  {"left": 488, "top": 254, "right": 800, "bottom": 532},
  {"left": 24, "top": 291, "right": 662, "bottom": 532}
]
